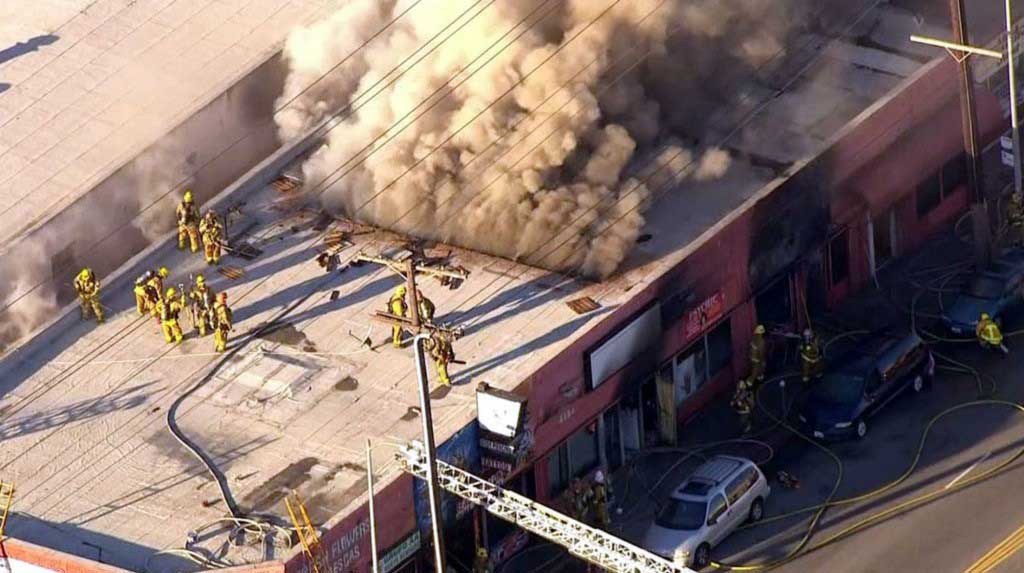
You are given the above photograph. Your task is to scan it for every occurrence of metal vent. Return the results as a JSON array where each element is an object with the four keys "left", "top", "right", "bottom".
[
  {"left": 270, "top": 174, "right": 301, "bottom": 193},
  {"left": 566, "top": 296, "right": 600, "bottom": 314}
]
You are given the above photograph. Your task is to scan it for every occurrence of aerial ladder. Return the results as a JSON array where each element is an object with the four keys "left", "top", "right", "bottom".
[
  {"left": 286, "top": 491, "right": 326, "bottom": 573},
  {"left": 396, "top": 442, "right": 695, "bottom": 573}
]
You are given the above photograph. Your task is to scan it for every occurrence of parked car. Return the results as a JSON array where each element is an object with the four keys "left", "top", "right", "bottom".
[
  {"left": 797, "top": 332, "right": 934, "bottom": 441},
  {"left": 944, "top": 248, "right": 1024, "bottom": 334},
  {"left": 643, "top": 455, "right": 770, "bottom": 569}
]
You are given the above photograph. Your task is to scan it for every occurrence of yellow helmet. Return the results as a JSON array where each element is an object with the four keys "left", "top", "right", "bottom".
[
  {"left": 183, "top": 190, "right": 194, "bottom": 203},
  {"left": 195, "top": 274, "right": 205, "bottom": 285},
  {"left": 754, "top": 324, "right": 766, "bottom": 335},
  {"left": 395, "top": 285, "right": 407, "bottom": 296},
  {"left": 159, "top": 266, "right": 169, "bottom": 278},
  {"left": 78, "top": 267, "right": 91, "bottom": 279},
  {"left": 981, "top": 313, "right": 990, "bottom": 321},
  {"left": 166, "top": 287, "right": 176, "bottom": 298}
]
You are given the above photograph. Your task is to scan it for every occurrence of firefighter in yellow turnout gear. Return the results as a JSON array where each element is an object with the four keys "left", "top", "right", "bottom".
[
  {"left": 976, "top": 313, "right": 1007, "bottom": 354},
  {"left": 749, "top": 324, "right": 767, "bottom": 383},
  {"left": 1008, "top": 193, "right": 1024, "bottom": 246},
  {"left": 417, "top": 289, "right": 435, "bottom": 325},
  {"left": 473, "top": 547, "right": 490, "bottom": 573},
  {"left": 73, "top": 268, "right": 104, "bottom": 323},
  {"left": 425, "top": 331, "right": 455, "bottom": 386},
  {"left": 176, "top": 190, "right": 200, "bottom": 253},
  {"left": 731, "top": 377, "right": 755, "bottom": 434},
  {"left": 388, "top": 285, "right": 408, "bottom": 348},
  {"left": 591, "top": 470, "right": 612, "bottom": 530},
  {"left": 135, "top": 267, "right": 169, "bottom": 317},
  {"left": 158, "top": 287, "right": 184, "bottom": 344},
  {"left": 213, "top": 292, "right": 233, "bottom": 352},
  {"left": 800, "top": 329, "right": 824, "bottom": 383},
  {"left": 189, "top": 274, "right": 216, "bottom": 336},
  {"left": 199, "top": 210, "right": 224, "bottom": 265}
]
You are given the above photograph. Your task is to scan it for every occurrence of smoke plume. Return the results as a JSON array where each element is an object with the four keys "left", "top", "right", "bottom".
[{"left": 276, "top": 0, "right": 814, "bottom": 277}]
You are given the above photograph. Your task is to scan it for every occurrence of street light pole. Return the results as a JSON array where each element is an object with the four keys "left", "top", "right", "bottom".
[
  {"left": 1007, "top": 0, "right": 1023, "bottom": 197},
  {"left": 950, "top": 0, "right": 992, "bottom": 265},
  {"left": 414, "top": 334, "right": 447, "bottom": 573}
]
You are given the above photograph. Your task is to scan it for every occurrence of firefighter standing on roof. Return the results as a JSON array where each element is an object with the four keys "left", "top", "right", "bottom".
[
  {"left": 74, "top": 268, "right": 104, "bottom": 323},
  {"left": 200, "top": 210, "right": 224, "bottom": 265},
  {"left": 158, "top": 287, "right": 184, "bottom": 344},
  {"left": 389, "top": 285, "right": 408, "bottom": 348},
  {"left": 417, "top": 289, "right": 435, "bottom": 325},
  {"left": 749, "top": 324, "right": 767, "bottom": 384},
  {"left": 146, "top": 267, "right": 170, "bottom": 322},
  {"left": 426, "top": 330, "right": 455, "bottom": 386},
  {"left": 176, "top": 190, "right": 201, "bottom": 253},
  {"left": 189, "top": 274, "right": 216, "bottom": 336},
  {"left": 800, "top": 329, "right": 824, "bottom": 383},
  {"left": 214, "top": 292, "right": 233, "bottom": 352}
]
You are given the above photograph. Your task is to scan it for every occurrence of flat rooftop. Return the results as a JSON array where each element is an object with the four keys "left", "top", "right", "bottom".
[
  {"left": 0, "top": 2, "right": 946, "bottom": 571},
  {"left": 0, "top": 0, "right": 334, "bottom": 246}
]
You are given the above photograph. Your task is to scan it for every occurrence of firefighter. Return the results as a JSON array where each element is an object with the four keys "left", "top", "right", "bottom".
[
  {"left": 133, "top": 271, "right": 152, "bottom": 315},
  {"left": 176, "top": 190, "right": 201, "bottom": 253},
  {"left": 567, "top": 478, "right": 592, "bottom": 523},
  {"left": 976, "top": 313, "right": 1007, "bottom": 354},
  {"left": 189, "top": 274, "right": 216, "bottom": 336},
  {"left": 1008, "top": 193, "right": 1024, "bottom": 246},
  {"left": 73, "top": 267, "right": 104, "bottom": 323},
  {"left": 749, "top": 324, "right": 767, "bottom": 384},
  {"left": 417, "top": 289, "right": 435, "bottom": 325},
  {"left": 213, "top": 292, "right": 233, "bottom": 352},
  {"left": 731, "top": 377, "right": 754, "bottom": 434},
  {"left": 426, "top": 330, "right": 455, "bottom": 386},
  {"left": 473, "top": 547, "right": 490, "bottom": 573},
  {"left": 592, "top": 470, "right": 612, "bottom": 530},
  {"left": 146, "top": 267, "right": 170, "bottom": 322},
  {"left": 158, "top": 287, "right": 184, "bottom": 344},
  {"left": 199, "top": 210, "right": 224, "bottom": 265},
  {"left": 800, "top": 329, "right": 824, "bottom": 383},
  {"left": 388, "top": 285, "right": 408, "bottom": 348}
]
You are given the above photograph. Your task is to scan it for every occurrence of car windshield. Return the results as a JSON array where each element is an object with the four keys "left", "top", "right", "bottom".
[
  {"left": 812, "top": 372, "right": 864, "bottom": 406},
  {"left": 968, "top": 276, "right": 1004, "bottom": 299},
  {"left": 655, "top": 499, "right": 708, "bottom": 530}
]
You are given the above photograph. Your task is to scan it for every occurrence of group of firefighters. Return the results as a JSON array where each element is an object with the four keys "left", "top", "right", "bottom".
[
  {"left": 565, "top": 470, "right": 613, "bottom": 530},
  {"left": 730, "top": 325, "right": 823, "bottom": 434},
  {"left": 74, "top": 191, "right": 234, "bottom": 352},
  {"left": 387, "top": 284, "right": 458, "bottom": 386}
]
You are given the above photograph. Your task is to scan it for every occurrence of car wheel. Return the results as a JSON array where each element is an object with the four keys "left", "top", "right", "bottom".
[
  {"left": 855, "top": 419, "right": 868, "bottom": 439},
  {"left": 748, "top": 497, "right": 765, "bottom": 523},
  {"left": 694, "top": 543, "right": 712, "bottom": 568},
  {"left": 912, "top": 375, "right": 924, "bottom": 393}
]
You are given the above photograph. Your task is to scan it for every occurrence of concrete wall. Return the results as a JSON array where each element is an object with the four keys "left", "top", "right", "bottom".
[{"left": 0, "top": 539, "right": 132, "bottom": 573}]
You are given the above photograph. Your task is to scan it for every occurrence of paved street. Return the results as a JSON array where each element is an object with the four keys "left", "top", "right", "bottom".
[{"left": 586, "top": 236, "right": 1024, "bottom": 573}]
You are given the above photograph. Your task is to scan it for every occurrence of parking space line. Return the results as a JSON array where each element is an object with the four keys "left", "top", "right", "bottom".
[
  {"left": 965, "top": 523, "right": 1024, "bottom": 573},
  {"left": 946, "top": 451, "right": 991, "bottom": 490}
]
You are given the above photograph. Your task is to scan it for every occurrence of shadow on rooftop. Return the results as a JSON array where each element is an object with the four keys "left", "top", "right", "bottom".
[
  {"left": 0, "top": 35, "right": 59, "bottom": 66},
  {"left": 0, "top": 382, "right": 153, "bottom": 442}
]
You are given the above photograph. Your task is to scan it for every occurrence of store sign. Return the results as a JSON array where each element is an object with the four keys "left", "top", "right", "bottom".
[
  {"left": 586, "top": 303, "right": 663, "bottom": 389},
  {"left": 684, "top": 292, "right": 725, "bottom": 339},
  {"left": 380, "top": 531, "right": 421, "bottom": 573},
  {"left": 476, "top": 385, "right": 526, "bottom": 439}
]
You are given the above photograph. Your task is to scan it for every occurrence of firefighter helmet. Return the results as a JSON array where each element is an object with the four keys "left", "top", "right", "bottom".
[
  {"left": 195, "top": 274, "right": 205, "bottom": 286},
  {"left": 166, "top": 287, "right": 176, "bottom": 299},
  {"left": 981, "top": 313, "right": 991, "bottom": 321},
  {"left": 754, "top": 324, "right": 766, "bottom": 335},
  {"left": 183, "top": 190, "right": 194, "bottom": 203},
  {"left": 159, "top": 266, "right": 169, "bottom": 278}
]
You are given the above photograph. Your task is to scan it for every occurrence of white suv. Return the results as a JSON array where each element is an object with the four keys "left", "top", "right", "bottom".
[{"left": 642, "top": 455, "right": 770, "bottom": 569}]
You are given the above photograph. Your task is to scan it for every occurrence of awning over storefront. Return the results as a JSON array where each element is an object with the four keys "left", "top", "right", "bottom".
[{"left": 832, "top": 86, "right": 1006, "bottom": 223}]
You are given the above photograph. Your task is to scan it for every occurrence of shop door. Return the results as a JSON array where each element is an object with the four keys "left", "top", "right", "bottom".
[{"left": 869, "top": 210, "right": 896, "bottom": 274}]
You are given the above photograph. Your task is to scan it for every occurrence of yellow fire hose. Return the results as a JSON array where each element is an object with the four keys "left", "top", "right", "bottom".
[{"left": 708, "top": 376, "right": 1024, "bottom": 571}]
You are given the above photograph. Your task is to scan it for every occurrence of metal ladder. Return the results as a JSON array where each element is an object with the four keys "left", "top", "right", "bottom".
[
  {"left": 285, "top": 491, "right": 325, "bottom": 573},
  {"left": 0, "top": 481, "right": 14, "bottom": 539},
  {"left": 396, "top": 441, "right": 695, "bottom": 573}
]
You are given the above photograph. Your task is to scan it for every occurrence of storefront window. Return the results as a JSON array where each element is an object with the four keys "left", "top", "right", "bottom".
[{"left": 546, "top": 425, "right": 600, "bottom": 497}]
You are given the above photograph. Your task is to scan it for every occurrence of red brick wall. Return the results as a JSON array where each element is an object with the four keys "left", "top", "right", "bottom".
[{"left": 0, "top": 539, "right": 132, "bottom": 573}]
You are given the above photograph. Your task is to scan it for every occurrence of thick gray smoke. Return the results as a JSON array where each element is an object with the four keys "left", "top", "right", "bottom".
[{"left": 276, "top": 0, "right": 815, "bottom": 277}]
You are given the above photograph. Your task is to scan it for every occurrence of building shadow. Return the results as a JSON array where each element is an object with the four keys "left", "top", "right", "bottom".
[
  {"left": 0, "top": 35, "right": 59, "bottom": 66},
  {"left": 0, "top": 83, "right": 9, "bottom": 94}
]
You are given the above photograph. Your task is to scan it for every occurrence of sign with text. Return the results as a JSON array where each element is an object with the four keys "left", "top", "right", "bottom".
[
  {"left": 684, "top": 292, "right": 725, "bottom": 339},
  {"left": 380, "top": 530, "right": 421, "bottom": 573}
]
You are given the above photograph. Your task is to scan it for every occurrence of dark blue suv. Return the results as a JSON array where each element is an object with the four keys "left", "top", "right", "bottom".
[{"left": 797, "top": 332, "right": 934, "bottom": 441}]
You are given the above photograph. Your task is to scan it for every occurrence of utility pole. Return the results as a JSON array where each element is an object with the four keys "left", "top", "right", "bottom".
[
  {"left": 951, "top": 0, "right": 992, "bottom": 265},
  {"left": 367, "top": 439, "right": 379, "bottom": 573},
  {"left": 414, "top": 334, "right": 447, "bottom": 573},
  {"left": 354, "top": 252, "right": 469, "bottom": 339}
]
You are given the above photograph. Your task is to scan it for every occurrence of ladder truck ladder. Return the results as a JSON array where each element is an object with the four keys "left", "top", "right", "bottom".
[{"left": 396, "top": 442, "right": 694, "bottom": 573}]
